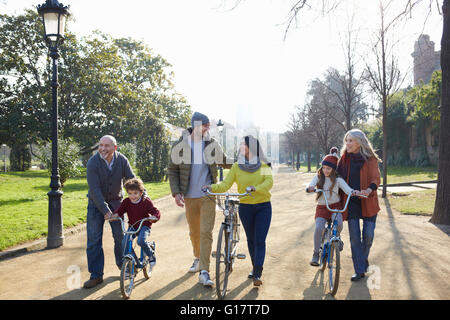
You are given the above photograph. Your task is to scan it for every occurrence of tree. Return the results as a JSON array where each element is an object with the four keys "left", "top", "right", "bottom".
[
  {"left": 36, "top": 137, "right": 82, "bottom": 187},
  {"left": 0, "top": 10, "right": 49, "bottom": 170},
  {"left": 136, "top": 117, "right": 170, "bottom": 182},
  {"left": 0, "top": 9, "right": 192, "bottom": 171},
  {"left": 431, "top": 0, "right": 450, "bottom": 225},
  {"left": 305, "top": 79, "right": 344, "bottom": 154},
  {"left": 229, "top": 0, "right": 449, "bottom": 222},
  {"left": 364, "top": 0, "right": 406, "bottom": 198}
]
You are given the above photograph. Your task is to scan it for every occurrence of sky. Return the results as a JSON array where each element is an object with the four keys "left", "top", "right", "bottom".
[{"left": 1, "top": 0, "right": 444, "bottom": 134}]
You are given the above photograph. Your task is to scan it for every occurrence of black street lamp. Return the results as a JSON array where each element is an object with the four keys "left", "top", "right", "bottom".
[
  {"left": 37, "top": 0, "right": 70, "bottom": 249},
  {"left": 217, "top": 119, "right": 224, "bottom": 181}
]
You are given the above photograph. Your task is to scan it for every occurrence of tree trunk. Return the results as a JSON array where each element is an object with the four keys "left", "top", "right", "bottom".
[
  {"left": 431, "top": 0, "right": 450, "bottom": 225},
  {"left": 382, "top": 95, "right": 388, "bottom": 198},
  {"left": 307, "top": 150, "right": 311, "bottom": 172}
]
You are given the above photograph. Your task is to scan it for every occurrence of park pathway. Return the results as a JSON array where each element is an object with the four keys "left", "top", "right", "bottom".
[{"left": 0, "top": 165, "right": 449, "bottom": 300}]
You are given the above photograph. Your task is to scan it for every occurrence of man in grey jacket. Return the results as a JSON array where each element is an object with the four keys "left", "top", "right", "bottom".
[{"left": 83, "top": 135, "right": 135, "bottom": 288}]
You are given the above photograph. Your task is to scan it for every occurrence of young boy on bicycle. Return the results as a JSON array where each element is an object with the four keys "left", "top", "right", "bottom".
[{"left": 108, "top": 178, "right": 161, "bottom": 269}]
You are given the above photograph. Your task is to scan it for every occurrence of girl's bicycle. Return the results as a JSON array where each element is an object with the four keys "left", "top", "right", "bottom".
[
  {"left": 203, "top": 187, "right": 252, "bottom": 300},
  {"left": 110, "top": 216, "right": 158, "bottom": 299},
  {"left": 308, "top": 188, "right": 366, "bottom": 296}
]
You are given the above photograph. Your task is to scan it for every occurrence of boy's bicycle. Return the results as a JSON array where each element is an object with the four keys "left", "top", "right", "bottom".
[
  {"left": 203, "top": 187, "right": 252, "bottom": 300},
  {"left": 110, "top": 216, "right": 158, "bottom": 299},
  {"left": 308, "top": 188, "right": 366, "bottom": 296}
]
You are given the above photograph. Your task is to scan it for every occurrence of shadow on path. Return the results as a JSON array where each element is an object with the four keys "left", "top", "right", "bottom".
[
  {"left": 145, "top": 272, "right": 195, "bottom": 300},
  {"left": 224, "top": 278, "right": 253, "bottom": 300},
  {"left": 51, "top": 276, "right": 119, "bottom": 300}
]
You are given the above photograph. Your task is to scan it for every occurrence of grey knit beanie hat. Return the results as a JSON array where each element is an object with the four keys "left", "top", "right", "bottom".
[{"left": 191, "top": 112, "right": 210, "bottom": 128}]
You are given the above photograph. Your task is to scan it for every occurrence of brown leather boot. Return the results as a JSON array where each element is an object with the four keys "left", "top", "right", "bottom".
[{"left": 83, "top": 277, "right": 103, "bottom": 288}]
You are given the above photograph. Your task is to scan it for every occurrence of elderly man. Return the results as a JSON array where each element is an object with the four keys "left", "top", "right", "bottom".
[
  {"left": 168, "top": 112, "right": 231, "bottom": 287},
  {"left": 83, "top": 135, "right": 135, "bottom": 289}
]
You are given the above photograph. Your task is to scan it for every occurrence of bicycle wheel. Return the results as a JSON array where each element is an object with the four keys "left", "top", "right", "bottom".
[
  {"left": 328, "top": 241, "right": 340, "bottom": 296},
  {"left": 120, "top": 257, "right": 135, "bottom": 299},
  {"left": 319, "top": 229, "right": 328, "bottom": 272},
  {"left": 216, "top": 223, "right": 231, "bottom": 300}
]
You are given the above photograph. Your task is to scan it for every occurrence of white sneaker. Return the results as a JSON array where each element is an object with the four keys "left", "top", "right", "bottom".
[
  {"left": 198, "top": 270, "right": 214, "bottom": 287},
  {"left": 189, "top": 258, "right": 200, "bottom": 273}
]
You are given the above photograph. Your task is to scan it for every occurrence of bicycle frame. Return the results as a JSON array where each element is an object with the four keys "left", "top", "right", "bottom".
[
  {"left": 205, "top": 189, "right": 250, "bottom": 259},
  {"left": 110, "top": 216, "right": 158, "bottom": 266}
]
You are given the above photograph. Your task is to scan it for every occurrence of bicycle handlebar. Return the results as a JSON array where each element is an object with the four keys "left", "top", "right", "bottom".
[
  {"left": 109, "top": 216, "right": 159, "bottom": 234},
  {"left": 202, "top": 186, "right": 252, "bottom": 198},
  {"left": 306, "top": 188, "right": 368, "bottom": 213}
]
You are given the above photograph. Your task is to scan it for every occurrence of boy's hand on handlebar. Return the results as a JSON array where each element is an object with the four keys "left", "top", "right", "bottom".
[{"left": 247, "top": 185, "right": 256, "bottom": 192}]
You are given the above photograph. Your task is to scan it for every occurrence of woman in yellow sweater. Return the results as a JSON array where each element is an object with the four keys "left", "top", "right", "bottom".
[{"left": 203, "top": 135, "right": 273, "bottom": 286}]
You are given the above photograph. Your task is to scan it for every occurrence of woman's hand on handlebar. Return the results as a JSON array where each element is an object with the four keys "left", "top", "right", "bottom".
[
  {"left": 360, "top": 188, "right": 372, "bottom": 197},
  {"left": 306, "top": 186, "right": 315, "bottom": 193}
]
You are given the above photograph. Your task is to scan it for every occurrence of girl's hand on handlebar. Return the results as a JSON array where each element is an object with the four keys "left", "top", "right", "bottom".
[
  {"left": 351, "top": 190, "right": 360, "bottom": 197},
  {"left": 306, "top": 186, "right": 315, "bottom": 193}
]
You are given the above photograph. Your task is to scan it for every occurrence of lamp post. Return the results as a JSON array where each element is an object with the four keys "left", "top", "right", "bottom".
[
  {"left": 37, "top": 0, "right": 70, "bottom": 249},
  {"left": 217, "top": 119, "right": 224, "bottom": 181}
]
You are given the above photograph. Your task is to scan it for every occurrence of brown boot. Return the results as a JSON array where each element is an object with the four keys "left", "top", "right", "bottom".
[{"left": 83, "top": 277, "right": 103, "bottom": 289}]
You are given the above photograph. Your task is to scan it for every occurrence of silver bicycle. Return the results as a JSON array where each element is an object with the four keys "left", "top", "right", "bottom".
[
  {"left": 203, "top": 187, "right": 252, "bottom": 300},
  {"left": 110, "top": 216, "right": 158, "bottom": 299}
]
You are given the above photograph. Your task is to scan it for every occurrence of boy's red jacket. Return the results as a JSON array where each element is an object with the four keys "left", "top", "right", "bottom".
[{"left": 114, "top": 196, "right": 160, "bottom": 229}]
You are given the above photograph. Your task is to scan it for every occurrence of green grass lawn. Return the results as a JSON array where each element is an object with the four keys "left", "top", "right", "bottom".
[
  {"left": 0, "top": 169, "right": 170, "bottom": 251},
  {"left": 382, "top": 165, "right": 437, "bottom": 184},
  {"left": 387, "top": 189, "right": 436, "bottom": 216}
]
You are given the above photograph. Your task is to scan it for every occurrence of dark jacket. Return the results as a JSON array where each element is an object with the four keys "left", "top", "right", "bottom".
[
  {"left": 167, "top": 128, "right": 232, "bottom": 197},
  {"left": 87, "top": 151, "right": 135, "bottom": 213}
]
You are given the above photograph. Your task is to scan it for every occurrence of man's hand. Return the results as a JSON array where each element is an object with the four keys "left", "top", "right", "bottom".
[{"left": 175, "top": 193, "right": 185, "bottom": 208}]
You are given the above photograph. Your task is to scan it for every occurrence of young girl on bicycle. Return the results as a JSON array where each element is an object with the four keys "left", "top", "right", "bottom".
[
  {"left": 109, "top": 178, "right": 161, "bottom": 269},
  {"left": 307, "top": 148, "right": 357, "bottom": 266}
]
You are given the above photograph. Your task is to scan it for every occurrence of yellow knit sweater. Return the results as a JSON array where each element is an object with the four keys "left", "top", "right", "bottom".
[{"left": 211, "top": 162, "right": 273, "bottom": 204}]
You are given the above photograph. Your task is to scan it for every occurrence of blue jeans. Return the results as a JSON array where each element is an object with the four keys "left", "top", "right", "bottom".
[
  {"left": 86, "top": 200, "right": 124, "bottom": 279},
  {"left": 238, "top": 202, "right": 272, "bottom": 278},
  {"left": 121, "top": 225, "right": 155, "bottom": 265},
  {"left": 348, "top": 216, "right": 377, "bottom": 274}
]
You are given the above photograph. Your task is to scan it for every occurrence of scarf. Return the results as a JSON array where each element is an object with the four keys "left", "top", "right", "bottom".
[
  {"left": 238, "top": 155, "right": 261, "bottom": 173},
  {"left": 337, "top": 151, "right": 366, "bottom": 181}
]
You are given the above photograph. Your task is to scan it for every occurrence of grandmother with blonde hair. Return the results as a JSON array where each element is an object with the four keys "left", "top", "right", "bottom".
[{"left": 336, "top": 129, "right": 382, "bottom": 282}]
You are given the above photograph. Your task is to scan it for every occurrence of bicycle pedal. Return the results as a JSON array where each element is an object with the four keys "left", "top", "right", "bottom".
[{"left": 236, "top": 253, "right": 246, "bottom": 259}]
